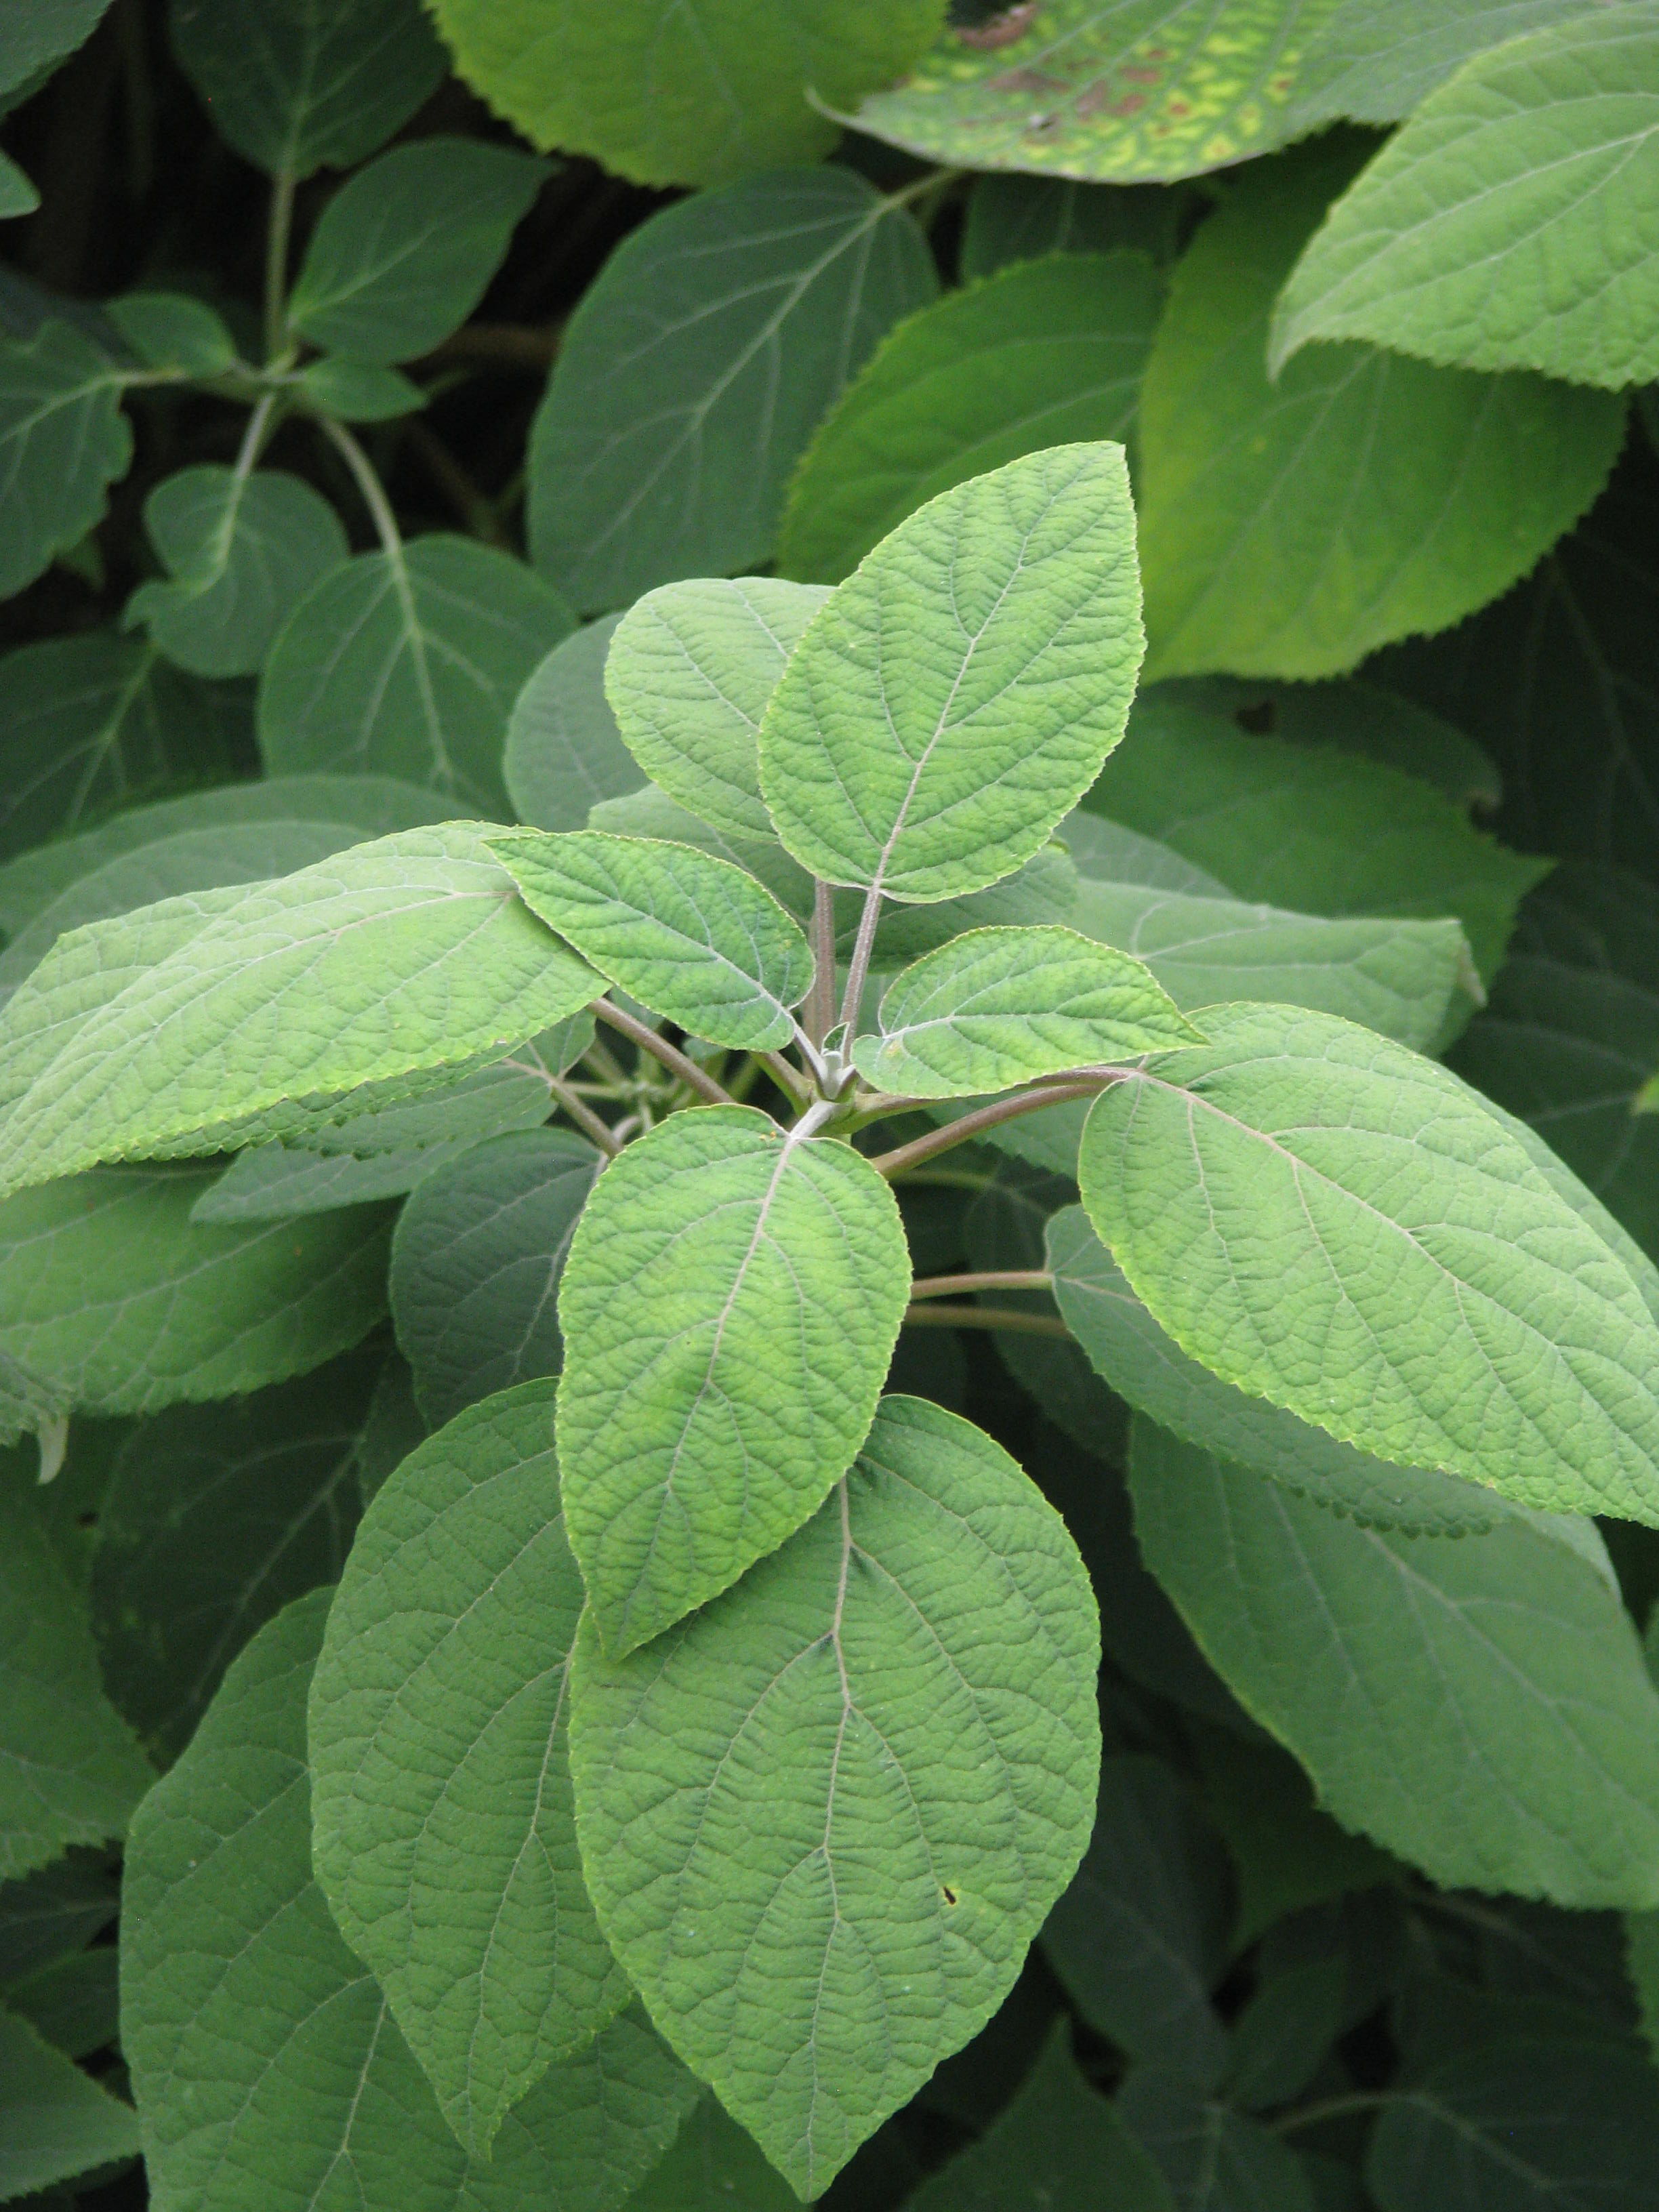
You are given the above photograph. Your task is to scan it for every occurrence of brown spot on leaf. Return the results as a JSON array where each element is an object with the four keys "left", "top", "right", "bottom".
[{"left": 958, "top": 1, "right": 1040, "bottom": 49}]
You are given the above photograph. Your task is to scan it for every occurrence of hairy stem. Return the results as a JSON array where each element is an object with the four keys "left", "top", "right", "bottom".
[
  {"left": 759, "top": 1048, "right": 812, "bottom": 1105},
  {"left": 592, "top": 1000, "right": 735, "bottom": 1106},
  {"left": 902, "top": 1306, "right": 1073, "bottom": 1338},
  {"left": 908, "top": 1270, "right": 1052, "bottom": 1300},
  {"left": 547, "top": 1076, "right": 621, "bottom": 1155},
  {"left": 838, "top": 882, "right": 884, "bottom": 1036},
  {"left": 806, "top": 879, "right": 837, "bottom": 1048},
  {"left": 866, "top": 1079, "right": 1113, "bottom": 1178}
]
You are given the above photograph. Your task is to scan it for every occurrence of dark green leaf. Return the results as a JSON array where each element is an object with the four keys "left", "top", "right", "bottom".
[
  {"left": 504, "top": 615, "right": 641, "bottom": 832},
  {"left": 0, "top": 1853, "right": 117, "bottom": 1983},
  {"left": 3, "top": 1945, "right": 119, "bottom": 2060},
  {"left": 961, "top": 173, "right": 1191, "bottom": 279},
  {"left": 104, "top": 289, "right": 237, "bottom": 374},
  {"left": 0, "top": 2005, "right": 140, "bottom": 2198},
  {"left": 0, "top": 0, "right": 112, "bottom": 100},
  {"left": 626, "top": 2097, "right": 797, "bottom": 2211},
  {"left": 1119, "top": 2065, "right": 1317, "bottom": 2211},
  {"left": 0, "top": 322, "right": 134, "bottom": 598}
]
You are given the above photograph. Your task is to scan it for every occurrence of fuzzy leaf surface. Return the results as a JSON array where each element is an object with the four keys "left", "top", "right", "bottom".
[
  {"left": 605, "top": 577, "right": 827, "bottom": 839},
  {"left": 1080, "top": 1002, "right": 1659, "bottom": 1523},
  {"left": 1273, "top": 5, "right": 1659, "bottom": 390},
  {"left": 1132, "top": 1422, "right": 1659, "bottom": 1906},
  {"left": 310, "top": 1382, "right": 628, "bottom": 2156},
  {"left": 504, "top": 617, "right": 641, "bottom": 833},
  {"left": 121, "top": 1591, "right": 697, "bottom": 2211},
  {"left": 490, "top": 831, "right": 813, "bottom": 1050},
  {"left": 0, "top": 825, "right": 599, "bottom": 1199},
  {"left": 259, "top": 537, "right": 573, "bottom": 815},
  {"left": 780, "top": 251, "right": 1164, "bottom": 585},
  {"left": 761, "top": 442, "right": 1143, "bottom": 902},
  {"left": 528, "top": 170, "right": 937, "bottom": 613},
  {"left": 556, "top": 1106, "right": 910, "bottom": 1651},
  {"left": 289, "top": 140, "right": 548, "bottom": 366},
  {"left": 390, "top": 1130, "right": 600, "bottom": 1427},
  {"left": 568, "top": 1396, "right": 1101, "bottom": 2196},
  {"left": 1137, "top": 142, "right": 1623, "bottom": 680},
  {"left": 853, "top": 924, "right": 1198, "bottom": 1098}
]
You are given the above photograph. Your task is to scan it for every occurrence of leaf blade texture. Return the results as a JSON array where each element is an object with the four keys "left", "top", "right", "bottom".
[
  {"left": 504, "top": 615, "right": 642, "bottom": 833},
  {"left": 1080, "top": 1000, "right": 1659, "bottom": 1523},
  {"left": 0, "top": 321, "right": 134, "bottom": 600},
  {"left": 760, "top": 441, "right": 1144, "bottom": 901},
  {"left": 0, "top": 2005, "right": 142, "bottom": 2198},
  {"left": 568, "top": 1395, "right": 1101, "bottom": 2196},
  {"left": 556, "top": 1105, "right": 911, "bottom": 1652}
]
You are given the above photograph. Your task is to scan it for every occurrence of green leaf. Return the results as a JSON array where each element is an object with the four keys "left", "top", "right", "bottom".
[
  {"left": 505, "top": 616, "right": 642, "bottom": 832},
  {"left": 0, "top": 0, "right": 112, "bottom": 99},
  {"left": 760, "top": 442, "right": 1143, "bottom": 901},
  {"left": 0, "top": 1853, "right": 118, "bottom": 1982},
  {"left": 5, "top": 1944, "right": 121, "bottom": 2062},
  {"left": 87, "top": 1346, "right": 380, "bottom": 1761},
  {"left": 1086, "top": 688, "right": 1549, "bottom": 981},
  {"left": 1061, "top": 809, "right": 1231, "bottom": 896},
  {"left": 568, "top": 1395, "right": 1101, "bottom": 2196},
  {"left": 190, "top": 1136, "right": 456, "bottom": 1221},
  {"left": 127, "top": 464, "right": 349, "bottom": 679},
  {"left": 390, "top": 1130, "right": 600, "bottom": 1427},
  {"left": 1042, "top": 1758, "right": 1229, "bottom": 2079},
  {"left": 1288, "top": 0, "right": 1607, "bottom": 128},
  {"left": 309, "top": 1381, "right": 627, "bottom": 2156},
  {"left": 259, "top": 536, "right": 573, "bottom": 815},
  {"left": 605, "top": 577, "right": 828, "bottom": 840},
  {"left": 866, "top": 841, "right": 1083, "bottom": 964},
  {"left": 1071, "top": 878, "right": 1472, "bottom": 1054},
  {"left": 556, "top": 1105, "right": 909, "bottom": 1652},
  {"left": 0, "top": 1453, "right": 151, "bottom": 1881},
  {"left": 1080, "top": 1001, "right": 1659, "bottom": 1523},
  {"left": 122, "top": 1591, "right": 699, "bottom": 2211},
  {"left": 0, "top": 1165, "right": 392, "bottom": 1415},
  {"left": 293, "top": 355, "right": 425, "bottom": 422},
  {"left": 0, "top": 770, "right": 451, "bottom": 943},
  {"left": 0, "top": 321, "right": 134, "bottom": 598},
  {"left": 426, "top": 0, "right": 944, "bottom": 188},
  {"left": 1273, "top": 8, "right": 1659, "bottom": 391},
  {"left": 779, "top": 251, "right": 1164, "bottom": 586},
  {"left": 909, "top": 2020, "right": 1176, "bottom": 2211},
  {"left": 289, "top": 140, "right": 547, "bottom": 366},
  {"left": 1118, "top": 2064, "right": 1317, "bottom": 2212},
  {"left": 1366, "top": 2037, "right": 1659, "bottom": 2210},
  {"left": 104, "top": 289, "right": 237, "bottom": 374},
  {"left": 528, "top": 169, "right": 937, "bottom": 614},
  {"left": 626, "top": 2098, "right": 797, "bottom": 2211},
  {"left": 0, "top": 826, "right": 600, "bottom": 1199},
  {"left": 1047, "top": 1205, "right": 1515, "bottom": 1536},
  {"left": 1137, "top": 140, "right": 1624, "bottom": 680},
  {"left": 0, "top": 2006, "right": 141, "bottom": 2198},
  {"left": 961, "top": 173, "right": 1191, "bottom": 279},
  {"left": 490, "top": 831, "right": 814, "bottom": 1050},
  {"left": 168, "top": 0, "right": 447, "bottom": 177},
  {"left": 853, "top": 924, "right": 1199, "bottom": 1099},
  {"left": 1451, "top": 865, "right": 1659, "bottom": 1258},
  {"left": 0, "top": 149, "right": 38, "bottom": 218},
  {"left": 851, "top": 0, "right": 1336, "bottom": 184},
  {"left": 1132, "top": 1421, "right": 1659, "bottom": 1905}
]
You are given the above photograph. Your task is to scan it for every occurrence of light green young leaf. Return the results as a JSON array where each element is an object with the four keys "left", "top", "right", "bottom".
[
  {"left": 0, "top": 771, "right": 451, "bottom": 941},
  {"left": 127, "top": 464, "right": 349, "bottom": 679},
  {"left": 605, "top": 577, "right": 828, "bottom": 840},
  {"left": 0, "top": 2006, "right": 142, "bottom": 2198},
  {"left": 0, "top": 636, "right": 248, "bottom": 871},
  {"left": 1288, "top": 0, "right": 1607, "bottom": 127},
  {"left": 1070, "top": 878, "right": 1472, "bottom": 1053},
  {"left": 89, "top": 1345, "right": 380, "bottom": 1761},
  {"left": 1087, "top": 688, "right": 1549, "bottom": 981},
  {"left": 851, "top": 0, "right": 1337, "bottom": 182},
  {"left": 391, "top": 1131, "right": 600, "bottom": 1427},
  {"left": 557, "top": 1105, "right": 910, "bottom": 1653},
  {"left": 104, "top": 289, "right": 237, "bottom": 374},
  {"left": 0, "top": 321, "right": 134, "bottom": 598},
  {"left": 781, "top": 251, "right": 1164, "bottom": 586},
  {"left": 1273, "top": 6, "right": 1659, "bottom": 390},
  {"left": 293, "top": 356, "right": 425, "bottom": 422},
  {"left": 853, "top": 924, "right": 1199, "bottom": 1099},
  {"left": 426, "top": 0, "right": 943, "bottom": 188},
  {"left": 0, "top": 1451, "right": 152, "bottom": 1882},
  {"left": 1137, "top": 140, "right": 1624, "bottom": 680},
  {"left": 0, "top": 1164, "right": 392, "bottom": 1415},
  {"left": 909, "top": 2021, "right": 1175, "bottom": 2212},
  {"left": 960, "top": 173, "right": 1191, "bottom": 279},
  {"left": 1080, "top": 1002, "right": 1659, "bottom": 1523},
  {"left": 505, "top": 616, "right": 641, "bottom": 832},
  {"left": 0, "top": 826, "right": 600, "bottom": 1199},
  {"left": 122, "top": 1591, "right": 697, "bottom": 2212},
  {"left": 289, "top": 140, "right": 548, "bottom": 367},
  {"left": 489, "top": 831, "right": 813, "bottom": 1050},
  {"left": 1132, "top": 1422, "right": 1659, "bottom": 1905},
  {"left": 627, "top": 2098, "right": 797, "bottom": 2212},
  {"left": 168, "top": 0, "right": 447, "bottom": 177},
  {"left": 761, "top": 442, "right": 1143, "bottom": 902},
  {"left": 1048, "top": 1206, "right": 1512, "bottom": 1536},
  {"left": 528, "top": 169, "right": 937, "bottom": 614},
  {"left": 1366, "top": 2036, "right": 1659, "bottom": 2212},
  {"left": 259, "top": 537, "right": 575, "bottom": 816},
  {"left": 310, "top": 1382, "right": 627, "bottom": 2156},
  {"left": 569, "top": 1395, "right": 1101, "bottom": 2198}
]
